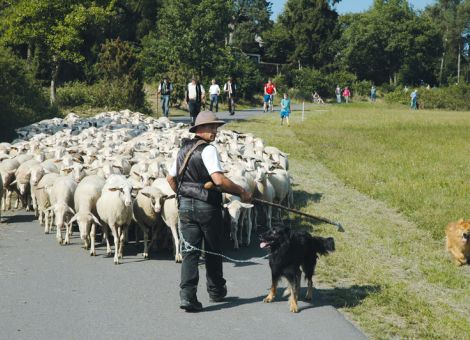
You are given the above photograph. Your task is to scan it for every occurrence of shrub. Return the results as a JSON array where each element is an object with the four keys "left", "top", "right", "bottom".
[
  {"left": 56, "top": 82, "right": 91, "bottom": 108},
  {"left": 385, "top": 84, "right": 470, "bottom": 111},
  {"left": 0, "top": 47, "right": 55, "bottom": 141}
]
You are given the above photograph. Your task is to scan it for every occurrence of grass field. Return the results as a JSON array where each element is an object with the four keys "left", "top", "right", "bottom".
[{"left": 227, "top": 102, "right": 470, "bottom": 339}]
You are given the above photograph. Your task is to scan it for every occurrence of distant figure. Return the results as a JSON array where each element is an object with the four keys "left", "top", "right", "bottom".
[
  {"left": 404, "top": 85, "right": 409, "bottom": 93},
  {"left": 312, "top": 91, "right": 324, "bottom": 104},
  {"left": 186, "top": 76, "right": 205, "bottom": 125},
  {"left": 335, "top": 85, "right": 341, "bottom": 103},
  {"left": 224, "top": 76, "right": 237, "bottom": 115},
  {"left": 343, "top": 87, "right": 351, "bottom": 103},
  {"left": 410, "top": 89, "right": 418, "bottom": 110},
  {"left": 209, "top": 79, "right": 221, "bottom": 112},
  {"left": 426, "top": 84, "right": 431, "bottom": 90},
  {"left": 370, "top": 86, "right": 377, "bottom": 102},
  {"left": 280, "top": 93, "right": 291, "bottom": 126},
  {"left": 263, "top": 78, "right": 277, "bottom": 112},
  {"left": 158, "top": 76, "right": 173, "bottom": 117}
]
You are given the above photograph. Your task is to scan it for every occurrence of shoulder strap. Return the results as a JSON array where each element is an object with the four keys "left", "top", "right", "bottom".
[{"left": 176, "top": 139, "right": 207, "bottom": 195}]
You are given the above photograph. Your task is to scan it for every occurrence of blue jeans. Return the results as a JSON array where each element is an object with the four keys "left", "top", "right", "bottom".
[
  {"left": 178, "top": 197, "right": 226, "bottom": 301},
  {"left": 210, "top": 94, "right": 219, "bottom": 112},
  {"left": 161, "top": 95, "right": 170, "bottom": 117}
]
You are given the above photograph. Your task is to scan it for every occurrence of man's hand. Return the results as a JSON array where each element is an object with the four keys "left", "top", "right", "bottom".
[{"left": 240, "top": 190, "right": 252, "bottom": 203}]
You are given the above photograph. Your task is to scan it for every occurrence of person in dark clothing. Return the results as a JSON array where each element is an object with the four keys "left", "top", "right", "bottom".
[
  {"left": 223, "top": 76, "right": 237, "bottom": 115},
  {"left": 186, "top": 77, "right": 205, "bottom": 125},
  {"left": 167, "top": 111, "right": 252, "bottom": 312},
  {"left": 158, "top": 76, "right": 173, "bottom": 117}
]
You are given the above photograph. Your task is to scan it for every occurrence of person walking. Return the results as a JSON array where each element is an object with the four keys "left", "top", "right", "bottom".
[
  {"left": 158, "top": 76, "right": 173, "bottom": 117},
  {"left": 166, "top": 111, "right": 252, "bottom": 312},
  {"left": 370, "top": 85, "right": 377, "bottom": 102},
  {"left": 343, "top": 86, "right": 351, "bottom": 103},
  {"left": 263, "top": 78, "right": 277, "bottom": 112},
  {"left": 410, "top": 89, "right": 418, "bottom": 110},
  {"left": 186, "top": 77, "right": 205, "bottom": 125},
  {"left": 209, "top": 79, "right": 221, "bottom": 112},
  {"left": 335, "top": 85, "right": 341, "bottom": 103},
  {"left": 223, "top": 77, "right": 237, "bottom": 115},
  {"left": 280, "top": 93, "right": 291, "bottom": 126}
]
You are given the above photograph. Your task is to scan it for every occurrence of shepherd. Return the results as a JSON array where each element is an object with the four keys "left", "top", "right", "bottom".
[{"left": 167, "top": 111, "right": 252, "bottom": 312}]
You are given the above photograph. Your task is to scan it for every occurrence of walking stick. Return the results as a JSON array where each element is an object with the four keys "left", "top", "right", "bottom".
[{"left": 203, "top": 182, "right": 345, "bottom": 232}]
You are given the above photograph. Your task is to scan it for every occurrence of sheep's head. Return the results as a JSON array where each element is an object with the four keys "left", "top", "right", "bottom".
[
  {"left": 141, "top": 191, "right": 167, "bottom": 214},
  {"left": 108, "top": 184, "right": 133, "bottom": 207},
  {"left": 69, "top": 212, "right": 101, "bottom": 240}
]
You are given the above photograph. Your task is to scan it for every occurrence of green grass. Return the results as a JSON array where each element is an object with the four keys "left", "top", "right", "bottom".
[{"left": 227, "top": 102, "right": 470, "bottom": 339}]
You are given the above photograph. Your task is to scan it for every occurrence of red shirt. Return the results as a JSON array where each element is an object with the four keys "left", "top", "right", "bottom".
[{"left": 264, "top": 83, "right": 276, "bottom": 95}]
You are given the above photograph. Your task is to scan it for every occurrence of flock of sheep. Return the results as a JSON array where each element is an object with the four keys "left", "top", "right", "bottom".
[{"left": 0, "top": 109, "right": 293, "bottom": 264}]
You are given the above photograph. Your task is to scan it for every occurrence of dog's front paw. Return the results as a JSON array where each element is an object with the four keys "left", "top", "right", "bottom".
[
  {"left": 263, "top": 294, "right": 274, "bottom": 303},
  {"left": 289, "top": 301, "right": 299, "bottom": 313}
]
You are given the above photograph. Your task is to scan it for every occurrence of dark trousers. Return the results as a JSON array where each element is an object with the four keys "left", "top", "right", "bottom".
[
  {"left": 210, "top": 94, "right": 219, "bottom": 112},
  {"left": 188, "top": 100, "right": 201, "bottom": 125},
  {"left": 227, "top": 96, "right": 235, "bottom": 114},
  {"left": 179, "top": 197, "right": 226, "bottom": 301}
]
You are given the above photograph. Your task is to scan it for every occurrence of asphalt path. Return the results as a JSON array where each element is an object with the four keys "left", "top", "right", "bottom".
[{"left": 0, "top": 105, "right": 366, "bottom": 340}]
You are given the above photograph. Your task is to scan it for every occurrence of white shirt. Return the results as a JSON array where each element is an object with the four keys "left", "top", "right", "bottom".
[
  {"left": 169, "top": 144, "right": 223, "bottom": 177},
  {"left": 209, "top": 84, "right": 220, "bottom": 95},
  {"left": 187, "top": 83, "right": 205, "bottom": 100}
]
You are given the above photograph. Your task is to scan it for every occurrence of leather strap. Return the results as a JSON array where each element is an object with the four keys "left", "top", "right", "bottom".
[{"left": 176, "top": 139, "right": 207, "bottom": 196}]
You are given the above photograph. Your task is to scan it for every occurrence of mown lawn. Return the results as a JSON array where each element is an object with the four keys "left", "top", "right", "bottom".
[{"left": 227, "top": 103, "right": 470, "bottom": 339}]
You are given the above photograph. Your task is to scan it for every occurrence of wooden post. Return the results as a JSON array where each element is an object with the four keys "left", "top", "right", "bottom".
[{"left": 302, "top": 101, "right": 305, "bottom": 122}]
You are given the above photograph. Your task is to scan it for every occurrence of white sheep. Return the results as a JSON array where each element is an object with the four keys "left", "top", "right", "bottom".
[
  {"left": 0, "top": 158, "right": 19, "bottom": 210},
  {"left": 69, "top": 175, "right": 105, "bottom": 255},
  {"left": 254, "top": 167, "right": 275, "bottom": 229},
  {"left": 132, "top": 186, "right": 168, "bottom": 259},
  {"left": 96, "top": 174, "right": 133, "bottom": 264},
  {"left": 47, "top": 175, "right": 77, "bottom": 244},
  {"left": 35, "top": 173, "right": 60, "bottom": 231},
  {"left": 151, "top": 178, "right": 181, "bottom": 262}
]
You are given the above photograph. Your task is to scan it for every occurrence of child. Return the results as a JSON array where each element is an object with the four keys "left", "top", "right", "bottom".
[{"left": 280, "top": 93, "right": 291, "bottom": 126}]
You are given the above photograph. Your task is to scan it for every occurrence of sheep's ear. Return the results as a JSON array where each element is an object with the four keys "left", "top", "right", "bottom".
[
  {"left": 108, "top": 187, "right": 120, "bottom": 192},
  {"left": 267, "top": 171, "right": 275, "bottom": 175},
  {"left": 54, "top": 159, "right": 62, "bottom": 163},
  {"left": 10, "top": 180, "right": 17, "bottom": 185},
  {"left": 132, "top": 171, "right": 140, "bottom": 177},
  {"left": 89, "top": 213, "right": 102, "bottom": 227},
  {"left": 67, "top": 206, "right": 75, "bottom": 215},
  {"left": 113, "top": 165, "right": 123, "bottom": 170},
  {"left": 141, "top": 192, "right": 151, "bottom": 198}
]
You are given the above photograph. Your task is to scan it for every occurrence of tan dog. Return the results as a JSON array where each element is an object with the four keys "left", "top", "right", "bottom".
[{"left": 445, "top": 219, "right": 470, "bottom": 265}]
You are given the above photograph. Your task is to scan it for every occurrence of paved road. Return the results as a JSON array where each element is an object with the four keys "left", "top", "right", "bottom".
[{"left": 0, "top": 211, "right": 365, "bottom": 340}]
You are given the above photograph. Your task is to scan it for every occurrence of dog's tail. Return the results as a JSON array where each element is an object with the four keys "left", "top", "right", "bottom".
[{"left": 311, "top": 236, "right": 335, "bottom": 256}]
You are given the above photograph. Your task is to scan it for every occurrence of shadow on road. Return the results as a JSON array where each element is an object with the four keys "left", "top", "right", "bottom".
[
  {"left": 3, "top": 214, "right": 36, "bottom": 224},
  {"left": 203, "top": 295, "right": 266, "bottom": 312},
  {"left": 300, "top": 284, "right": 380, "bottom": 311}
]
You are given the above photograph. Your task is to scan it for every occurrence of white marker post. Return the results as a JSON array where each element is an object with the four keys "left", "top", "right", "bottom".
[{"left": 302, "top": 101, "right": 305, "bottom": 122}]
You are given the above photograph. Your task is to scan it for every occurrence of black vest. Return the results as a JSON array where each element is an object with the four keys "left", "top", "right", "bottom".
[
  {"left": 176, "top": 138, "right": 222, "bottom": 206},
  {"left": 160, "top": 81, "right": 171, "bottom": 95}
]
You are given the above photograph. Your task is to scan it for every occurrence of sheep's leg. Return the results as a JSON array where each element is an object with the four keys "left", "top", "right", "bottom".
[
  {"left": 111, "top": 225, "right": 120, "bottom": 264},
  {"left": 56, "top": 220, "right": 63, "bottom": 244},
  {"left": 31, "top": 192, "right": 38, "bottom": 216},
  {"left": 90, "top": 223, "right": 97, "bottom": 256},
  {"left": 143, "top": 226, "right": 149, "bottom": 259},
  {"left": 102, "top": 227, "right": 112, "bottom": 257},
  {"left": 231, "top": 219, "right": 239, "bottom": 249},
  {"left": 64, "top": 222, "right": 71, "bottom": 245},
  {"left": 169, "top": 223, "right": 182, "bottom": 263},
  {"left": 266, "top": 205, "right": 272, "bottom": 229},
  {"left": 245, "top": 209, "right": 252, "bottom": 246},
  {"left": 38, "top": 210, "right": 43, "bottom": 225},
  {"left": 6, "top": 190, "right": 12, "bottom": 210},
  {"left": 119, "top": 226, "right": 126, "bottom": 260},
  {"left": 238, "top": 210, "right": 245, "bottom": 247},
  {"left": 44, "top": 211, "right": 50, "bottom": 233}
]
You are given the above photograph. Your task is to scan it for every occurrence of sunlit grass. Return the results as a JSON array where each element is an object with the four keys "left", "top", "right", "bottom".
[{"left": 227, "top": 103, "right": 470, "bottom": 339}]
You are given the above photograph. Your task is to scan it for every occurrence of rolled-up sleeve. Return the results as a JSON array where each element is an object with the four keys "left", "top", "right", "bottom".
[{"left": 201, "top": 145, "right": 223, "bottom": 175}]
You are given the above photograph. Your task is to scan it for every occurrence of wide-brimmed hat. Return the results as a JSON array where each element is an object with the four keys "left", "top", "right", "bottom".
[{"left": 189, "top": 111, "right": 225, "bottom": 133}]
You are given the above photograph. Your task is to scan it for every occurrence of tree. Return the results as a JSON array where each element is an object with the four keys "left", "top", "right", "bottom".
[
  {"left": 230, "top": 0, "right": 273, "bottom": 53},
  {"left": 339, "top": 0, "right": 442, "bottom": 85},
  {"left": 263, "top": 0, "right": 340, "bottom": 68},
  {"left": 425, "top": 0, "right": 470, "bottom": 84},
  {"left": 0, "top": 47, "right": 53, "bottom": 141},
  {"left": 0, "top": 0, "right": 113, "bottom": 103}
]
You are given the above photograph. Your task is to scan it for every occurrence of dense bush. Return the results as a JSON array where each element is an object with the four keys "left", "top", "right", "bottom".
[
  {"left": 385, "top": 84, "right": 470, "bottom": 111},
  {"left": 0, "top": 47, "right": 55, "bottom": 142}
]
